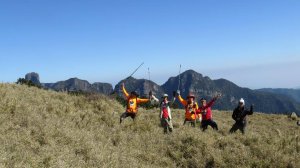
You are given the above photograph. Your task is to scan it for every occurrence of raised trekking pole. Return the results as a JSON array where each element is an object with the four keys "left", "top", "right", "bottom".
[
  {"left": 148, "top": 67, "right": 153, "bottom": 99},
  {"left": 173, "top": 64, "right": 182, "bottom": 102},
  {"left": 178, "top": 64, "right": 182, "bottom": 91},
  {"left": 127, "top": 62, "right": 144, "bottom": 79},
  {"left": 120, "top": 62, "right": 144, "bottom": 93}
]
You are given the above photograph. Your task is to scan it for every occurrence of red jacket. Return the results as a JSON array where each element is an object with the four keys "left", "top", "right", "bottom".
[{"left": 197, "top": 98, "right": 216, "bottom": 121}]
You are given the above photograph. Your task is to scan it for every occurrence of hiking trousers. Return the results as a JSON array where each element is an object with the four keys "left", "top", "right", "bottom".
[
  {"left": 201, "top": 119, "right": 218, "bottom": 131},
  {"left": 161, "top": 117, "right": 173, "bottom": 134},
  {"left": 230, "top": 121, "right": 247, "bottom": 134},
  {"left": 120, "top": 112, "right": 137, "bottom": 123}
]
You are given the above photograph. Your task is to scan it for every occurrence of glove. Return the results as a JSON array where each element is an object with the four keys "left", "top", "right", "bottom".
[{"left": 149, "top": 91, "right": 153, "bottom": 97}]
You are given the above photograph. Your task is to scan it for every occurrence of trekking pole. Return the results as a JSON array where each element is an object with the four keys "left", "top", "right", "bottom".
[
  {"left": 177, "top": 64, "right": 182, "bottom": 92},
  {"left": 148, "top": 67, "right": 153, "bottom": 99},
  {"left": 127, "top": 62, "right": 144, "bottom": 79},
  {"left": 120, "top": 62, "right": 144, "bottom": 93},
  {"left": 173, "top": 64, "right": 182, "bottom": 102}
]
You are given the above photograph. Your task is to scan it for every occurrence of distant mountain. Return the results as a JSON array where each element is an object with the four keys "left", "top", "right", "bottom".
[
  {"left": 114, "top": 77, "right": 164, "bottom": 98},
  {"left": 23, "top": 71, "right": 300, "bottom": 115},
  {"left": 42, "top": 78, "right": 113, "bottom": 95},
  {"left": 50, "top": 78, "right": 91, "bottom": 92},
  {"left": 91, "top": 82, "right": 114, "bottom": 95},
  {"left": 256, "top": 88, "right": 300, "bottom": 103},
  {"left": 161, "top": 70, "right": 300, "bottom": 115},
  {"left": 25, "top": 72, "right": 41, "bottom": 85}
]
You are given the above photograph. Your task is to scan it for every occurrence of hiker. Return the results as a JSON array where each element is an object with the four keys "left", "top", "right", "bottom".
[
  {"left": 198, "top": 94, "right": 221, "bottom": 131},
  {"left": 152, "top": 94, "right": 174, "bottom": 134},
  {"left": 119, "top": 83, "right": 152, "bottom": 123},
  {"left": 177, "top": 92, "right": 199, "bottom": 127},
  {"left": 229, "top": 98, "right": 254, "bottom": 134}
]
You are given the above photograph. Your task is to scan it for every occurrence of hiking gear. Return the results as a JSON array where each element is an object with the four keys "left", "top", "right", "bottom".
[
  {"left": 201, "top": 119, "right": 218, "bottom": 131},
  {"left": 178, "top": 94, "right": 199, "bottom": 120},
  {"left": 183, "top": 119, "right": 197, "bottom": 127},
  {"left": 160, "top": 100, "right": 172, "bottom": 119},
  {"left": 148, "top": 67, "right": 150, "bottom": 81},
  {"left": 161, "top": 117, "right": 173, "bottom": 134},
  {"left": 151, "top": 95, "right": 159, "bottom": 102},
  {"left": 198, "top": 98, "right": 217, "bottom": 121},
  {"left": 127, "top": 62, "right": 144, "bottom": 79},
  {"left": 232, "top": 105, "right": 254, "bottom": 122},
  {"left": 187, "top": 93, "right": 195, "bottom": 99},
  {"left": 159, "top": 99, "right": 173, "bottom": 134},
  {"left": 130, "top": 91, "right": 139, "bottom": 97},
  {"left": 122, "top": 84, "right": 150, "bottom": 113},
  {"left": 148, "top": 67, "right": 153, "bottom": 100},
  {"left": 149, "top": 91, "right": 153, "bottom": 99},
  {"left": 172, "top": 90, "right": 179, "bottom": 102},
  {"left": 162, "top": 94, "right": 169, "bottom": 98},
  {"left": 120, "top": 112, "right": 137, "bottom": 123},
  {"left": 230, "top": 105, "right": 254, "bottom": 134},
  {"left": 173, "top": 91, "right": 177, "bottom": 97},
  {"left": 177, "top": 64, "right": 182, "bottom": 91},
  {"left": 230, "top": 120, "right": 247, "bottom": 134},
  {"left": 239, "top": 98, "right": 245, "bottom": 106},
  {"left": 172, "top": 65, "right": 182, "bottom": 102}
]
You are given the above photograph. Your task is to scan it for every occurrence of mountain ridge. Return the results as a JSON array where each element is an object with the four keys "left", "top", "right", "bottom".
[{"left": 23, "top": 71, "right": 300, "bottom": 115}]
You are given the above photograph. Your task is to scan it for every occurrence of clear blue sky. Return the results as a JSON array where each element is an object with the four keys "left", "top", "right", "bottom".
[{"left": 0, "top": 0, "right": 299, "bottom": 89}]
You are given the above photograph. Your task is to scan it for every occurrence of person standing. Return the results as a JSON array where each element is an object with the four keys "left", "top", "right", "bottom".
[
  {"left": 157, "top": 94, "right": 174, "bottom": 134},
  {"left": 229, "top": 98, "right": 254, "bottom": 134},
  {"left": 177, "top": 92, "right": 199, "bottom": 127}
]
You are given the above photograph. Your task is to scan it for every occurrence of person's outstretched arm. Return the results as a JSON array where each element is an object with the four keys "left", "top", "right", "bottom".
[
  {"left": 177, "top": 94, "right": 187, "bottom": 106},
  {"left": 151, "top": 95, "right": 159, "bottom": 103},
  {"left": 122, "top": 83, "right": 130, "bottom": 99},
  {"left": 137, "top": 98, "right": 150, "bottom": 104},
  {"left": 204, "top": 94, "right": 221, "bottom": 109}
]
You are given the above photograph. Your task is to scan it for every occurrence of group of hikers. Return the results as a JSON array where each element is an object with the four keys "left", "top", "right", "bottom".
[{"left": 119, "top": 83, "right": 254, "bottom": 134}]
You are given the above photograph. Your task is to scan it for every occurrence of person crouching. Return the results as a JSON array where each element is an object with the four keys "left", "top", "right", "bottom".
[
  {"left": 198, "top": 94, "right": 221, "bottom": 131},
  {"left": 119, "top": 83, "right": 151, "bottom": 124}
]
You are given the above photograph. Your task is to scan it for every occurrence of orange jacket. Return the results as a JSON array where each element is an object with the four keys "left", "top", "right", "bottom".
[
  {"left": 122, "top": 85, "right": 150, "bottom": 113},
  {"left": 178, "top": 95, "right": 200, "bottom": 120}
]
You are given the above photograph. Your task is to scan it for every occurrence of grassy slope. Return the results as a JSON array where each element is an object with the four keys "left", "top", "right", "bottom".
[{"left": 0, "top": 84, "right": 299, "bottom": 168}]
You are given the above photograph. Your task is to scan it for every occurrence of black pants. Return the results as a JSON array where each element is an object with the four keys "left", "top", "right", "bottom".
[
  {"left": 230, "top": 121, "right": 247, "bottom": 134},
  {"left": 183, "top": 119, "right": 196, "bottom": 127},
  {"left": 201, "top": 119, "right": 218, "bottom": 131},
  {"left": 120, "top": 112, "right": 136, "bottom": 123}
]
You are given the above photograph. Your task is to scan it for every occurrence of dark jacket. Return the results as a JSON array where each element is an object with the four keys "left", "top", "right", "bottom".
[{"left": 232, "top": 105, "right": 254, "bottom": 122}]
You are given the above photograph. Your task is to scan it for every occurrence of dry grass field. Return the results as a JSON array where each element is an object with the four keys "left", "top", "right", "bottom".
[{"left": 0, "top": 84, "right": 299, "bottom": 168}]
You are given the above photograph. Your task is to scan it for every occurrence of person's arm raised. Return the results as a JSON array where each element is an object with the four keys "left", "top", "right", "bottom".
[
  {"left": 122, "top": 83, "right": 130, "bottom": 99},
  {"left": 177, "top": 94, "right": 187, "bottom": 106}
]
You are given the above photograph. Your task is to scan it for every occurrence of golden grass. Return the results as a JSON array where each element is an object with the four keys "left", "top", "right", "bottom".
[{"left": 0, "top": 84, "right": 299, "bottom": 168}]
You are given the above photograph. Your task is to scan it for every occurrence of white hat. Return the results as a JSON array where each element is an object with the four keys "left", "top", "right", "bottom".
[
  {"left": 239, "top": 98, "right": 245, "bottom": 105},
  {"left": 163, "top": 94, "right": 168, "bottom": 98}
]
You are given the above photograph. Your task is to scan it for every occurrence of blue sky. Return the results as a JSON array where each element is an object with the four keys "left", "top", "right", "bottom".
[{"left": 0, "top": 0, "right": 299, "bottom": 89}]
